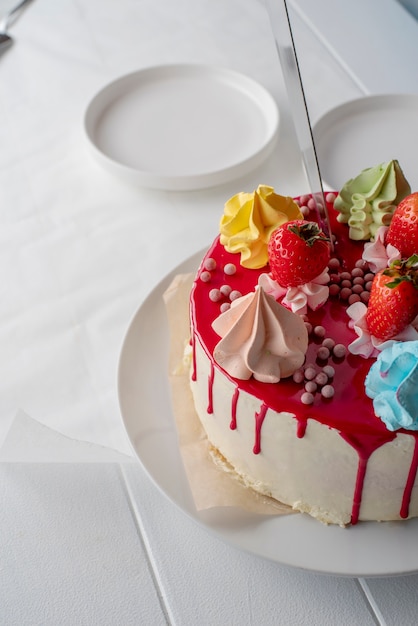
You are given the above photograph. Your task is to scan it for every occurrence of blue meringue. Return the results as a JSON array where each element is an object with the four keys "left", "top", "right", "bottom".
[{"left": 365, "top": 341, "right": 418, "bottom": 431}]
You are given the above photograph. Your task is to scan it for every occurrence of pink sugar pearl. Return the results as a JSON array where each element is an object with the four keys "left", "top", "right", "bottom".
[
  {"left": 204, "top": 257, "right": 216, "bottom": 271},
  {"left": 321, "top": 385, "right": 335, "bottom": 399},
  {"left": 200, "top": 271, "right": 211, "bottom": 283},
  {"left": 224, "top": 263, "right": 236, "bottom": 275},
  {"left": 301, "top": 392, "right": 314, "bottom": 405}
]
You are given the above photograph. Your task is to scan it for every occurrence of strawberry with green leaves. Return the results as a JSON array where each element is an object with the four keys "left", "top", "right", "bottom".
[
  {"left": 386, "top": 192, "right": 418, "bottom": 258},
  {"left": 268, "top": 220, "right": 330, "bottom": 287},
  {"left": 366, "top": 255, "right": 418, "bottom": 341}
]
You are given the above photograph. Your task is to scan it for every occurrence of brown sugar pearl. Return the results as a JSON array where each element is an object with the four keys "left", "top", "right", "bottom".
[
  {"left": 361, "top": 291, "right": 370, "bottom": 303},
  {"left": 301, "top": 392, "right": 314, "bottom": 405},
  {"left": 340, "top": 271, "right": 351, "bottom": 281},
  {"left": 315, "top": 371, "right": 328, "bottom": 386},
  {"left": 348, "top": 293, "right": 361, "bottom": 304},
  {"left": 329, "top": 273, "right": 341, "bottom": 284},
  {"left": 321, "top": 385, "right": 335, "bottom": 399},
  {"left": 352, "top": 276, "right": 364, "bottom": 286},
  {"left": 317, "top": 346, "right": 330, "bottom": 360},
  {"left": 305, "top": 381, "right": 317, "bottom": 393},
  {"left": 328, "top": 257, "right": 341, "bottom": 272},
  {"left": 322, "top": 338, "right": 335, "bottom": 350},
  {"left": 351, "top": 283, "right": 363, "bottom": 294},
  {"left": 329, "top": 284, "right": 340, "bottom": 297},
  {"left": 355, "top": 259, "right": 369, "bottom": 270},
  {"left": 322, "top": 364, "right": 335, "bottom": 378},
  {"left": 313, "top": 325, "right": 326, "bottom": 338},
  {"left": 340, "top": 287, "right": 352, "bottom": 301},
  {"left": 304, "top": 366, "right": 317, "bottom": 380},
  {"left": 333, "top": 343, "right": 347, "bottom": 358},
  {"left": 351, "top": 267, "right": 364, "bottom": 278}
]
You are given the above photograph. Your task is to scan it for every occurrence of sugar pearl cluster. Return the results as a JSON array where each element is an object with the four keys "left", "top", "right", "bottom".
[
  {"left": 293, "top": 361, "right": 336, "bottom": 404},
  {"left": 328, "top": 258, "right": 375, "bottom": 305},
  {"left": 293, "top": 324, "right": 347, "bottom": 404},
  {"left": 295, "top": 192, "right": 337, "bottom": 217},
  {"left": 199, "top": 257, "right": 240, "bottom": 312}
]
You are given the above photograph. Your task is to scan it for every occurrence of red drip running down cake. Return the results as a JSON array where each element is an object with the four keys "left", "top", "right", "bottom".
[{"left": 189, "top": 170, "right": 418, "bottom": 526}]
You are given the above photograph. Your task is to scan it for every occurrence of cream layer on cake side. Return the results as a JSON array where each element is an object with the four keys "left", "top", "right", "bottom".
[
  {"left": 189, "top": 176, "right": 418, "bottom": 526},
  {"left": 190, "top": 338, "right": 418, "bottom": 526}
]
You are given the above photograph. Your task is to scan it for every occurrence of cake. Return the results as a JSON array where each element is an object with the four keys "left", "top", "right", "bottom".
[{"left": 188, "top": 163, "right": 418, "bottom": 526}]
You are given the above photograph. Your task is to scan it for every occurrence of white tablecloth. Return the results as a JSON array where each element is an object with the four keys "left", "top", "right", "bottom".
[{"left": 2, "top": 0, "right": 418, "bottom": 623}]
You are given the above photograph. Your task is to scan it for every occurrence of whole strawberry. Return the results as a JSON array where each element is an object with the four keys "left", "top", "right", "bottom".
[
  {"left": 386, "top": 192, "right": 418, "bottom": 258},
  {"left": 366, "top": 256, "right": 418, "bottom": 341},
  {"left": 268, "top": 220, "right": 330, "bottom": 287}
]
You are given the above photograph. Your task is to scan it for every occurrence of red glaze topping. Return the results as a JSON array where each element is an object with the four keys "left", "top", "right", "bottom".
[{"left": 190, "top": 196, "right": 418, "bottom": 523}]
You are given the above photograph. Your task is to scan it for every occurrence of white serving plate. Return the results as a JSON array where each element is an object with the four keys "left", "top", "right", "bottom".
[
  {"left": 84, "top": 64, "right": 279, "bottom": 190},
  {"left": 313, "top": 94, "right": 418, "bottom": 191},
  {"left": 117, "top": 250, "right": 418, "bottom": 577}
]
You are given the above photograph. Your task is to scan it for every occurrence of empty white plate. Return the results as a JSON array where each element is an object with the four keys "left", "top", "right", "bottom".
[
  {"left": 84, "top": 64, "right": 279, "bottom": 190},
  {"left": 313, "top": 94, "right": 418, "bottom": 191}
]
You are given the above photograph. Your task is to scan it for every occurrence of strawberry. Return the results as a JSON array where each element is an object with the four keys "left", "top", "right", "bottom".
[
  {"left": 386, "top": 192, "right": 418, "bottom": 258},
  {"left": 267, "top": 220, "right": 330, "bottom": 287},
  {"left": 365, "top": 256, "right": 418, "bottom": 340}
]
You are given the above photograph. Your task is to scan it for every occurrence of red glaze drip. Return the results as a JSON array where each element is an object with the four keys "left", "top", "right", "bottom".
[
  {"left": 340, "top": 431, "right": 395, "bottom": 524},
  {"left": 401, "top": 433, "right": 418, "bottom": 519},
  {"left": 191, "top": 333, "right": 197, "bottom": 382},
  {"left": 296, "top": 417, "right": 307, "bottom": 439},
  {"left": 207, "top": 361, "right": 214, "bottom": 414},
  {"left": 253, "top": 402, "right": 268, "bottom": 454},
  {"left": 351, "top": 456, "right": 368, "bottom": 525},
  {"left": 190, "top": 197, "right": 418, "bottom": 522},
  {"left": 230, "top": 387, "right": 239, "bottom": 430}
]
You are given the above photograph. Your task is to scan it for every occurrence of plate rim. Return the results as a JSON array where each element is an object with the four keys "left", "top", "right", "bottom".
[
  {"left": 84, "top": 63, "right": 280, "bottom": 191},
  {"left": 117, "top": 248, "right": 418, "bottom": 577},
  {"left": 313, "top": 93, "right": 418, "bottom": 190}
]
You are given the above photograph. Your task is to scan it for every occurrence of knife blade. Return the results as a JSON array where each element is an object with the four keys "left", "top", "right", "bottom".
[{"left": 265, "top": 0, "right": 333, "bottom": 246}]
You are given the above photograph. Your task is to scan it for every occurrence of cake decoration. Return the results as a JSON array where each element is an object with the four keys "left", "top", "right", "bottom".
[
  {"left": 365, "top": 341, "right": 418, "bottom": 431},
  {"left": 334, "top": 159, "right": 410, "bottom": 240},
  {"left": 219, "top": 184, "right": 302, "bottom": 269},
  {"left": 212, "top": 285, "right": 308, "bottom": 382},
  {"left": 362, "top": 225, "right": 401, "bottom": 273},
  {"left": 365, "top": 255, "right": 418, "bottom": 341},
  {"left": 346, "top": 300, "right": 418, "bottom": 358},
  {"left": 386, "top": 192, "right": 418, "bottom": 258},
  {"left": 255, "top": 219, "right": 331, "bottom": 314},
  {"left": 187, "top": 172, "right": 418, "bottom": 525}
]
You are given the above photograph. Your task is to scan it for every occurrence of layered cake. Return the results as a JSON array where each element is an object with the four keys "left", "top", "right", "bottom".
[{"left": 188, "top": 162, "right": 418, "bottom": 526}]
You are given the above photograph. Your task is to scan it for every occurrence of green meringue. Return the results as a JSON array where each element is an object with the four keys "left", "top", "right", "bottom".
[{"left": 334, "top": 160, "right": 411, "bottom": 240}]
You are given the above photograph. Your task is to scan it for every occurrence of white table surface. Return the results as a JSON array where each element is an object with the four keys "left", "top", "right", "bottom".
[{"left": 2, "top": 0, "right": 418, "bottom": 623}]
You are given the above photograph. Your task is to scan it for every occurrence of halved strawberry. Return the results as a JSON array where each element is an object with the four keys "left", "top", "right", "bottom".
[
  {"left": 365, "top": 256, "right": 418, "bottom": 340},
  {"left": 268, "top": 220, "right": 330, "bottom": 287},
  {"left": 386, "top": 192, "right": 418, "bottom": 258}
]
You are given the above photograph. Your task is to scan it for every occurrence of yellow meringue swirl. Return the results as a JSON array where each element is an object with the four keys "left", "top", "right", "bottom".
[{"left": 219, "top": 185, "right": 302, "bottom": 269}]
